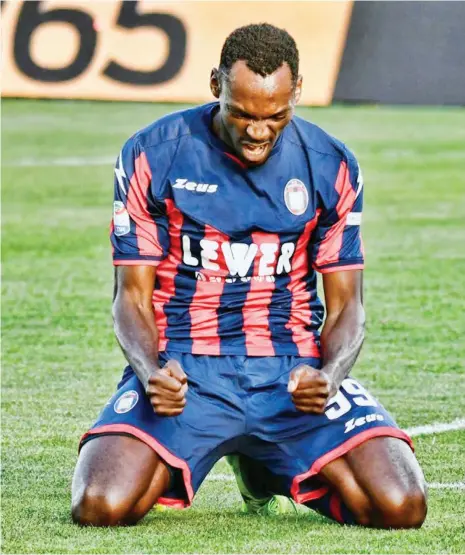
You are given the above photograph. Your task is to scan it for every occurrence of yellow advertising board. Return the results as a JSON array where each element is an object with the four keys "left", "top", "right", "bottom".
[{"left": 1, "top": 1, "right": 353, "bottom": 105}]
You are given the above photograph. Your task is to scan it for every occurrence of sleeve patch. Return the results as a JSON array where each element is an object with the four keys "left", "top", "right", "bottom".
[
  {"left": 113, "top": 201, "right": 130, "bottom": 236},
  {"left": 346, "top": 212, "right": 362, "bottom": 226}
]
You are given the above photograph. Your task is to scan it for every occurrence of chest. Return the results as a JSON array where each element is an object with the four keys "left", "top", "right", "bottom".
[{"left": 163, "top": 142, "right": 318, "bottom": 239}]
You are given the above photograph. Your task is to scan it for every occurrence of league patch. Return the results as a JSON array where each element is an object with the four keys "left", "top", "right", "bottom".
[
  {"left": 114, "top": 390, "right": 139, "bottom": 414},
  {"left": 113, "top": 201, "right": 130, "bottom": 236},
  {"left": 284, "top": 179, "right": 309, "bottom": 216},
  {"left": 346, "top": 212, "right": 362, "bottom": 225}
]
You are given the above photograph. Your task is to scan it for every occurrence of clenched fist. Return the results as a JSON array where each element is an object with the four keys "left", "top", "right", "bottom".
[
  {"left": 287, "top": 365, "right": 334, "bottom": 414},
  {"left": 145, "top": 359, "right": 188, "bottom": 416}
]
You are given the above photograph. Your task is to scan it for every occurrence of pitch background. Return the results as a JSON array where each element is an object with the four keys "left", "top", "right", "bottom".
[{"left": 2, "top": 100, "right": 465, "bottom": 553}]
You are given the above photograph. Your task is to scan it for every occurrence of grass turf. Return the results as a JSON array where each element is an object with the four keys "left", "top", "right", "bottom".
[{"left": 2, "top": 99, "right": 465, "bottom": 553}]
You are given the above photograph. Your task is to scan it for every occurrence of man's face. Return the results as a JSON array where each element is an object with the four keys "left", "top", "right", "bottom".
[{"left": 211, "top": 60, "right": 302, "bottom": 166}]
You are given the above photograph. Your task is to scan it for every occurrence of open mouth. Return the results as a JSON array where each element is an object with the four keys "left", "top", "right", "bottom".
[{"left": 241, "top": 142, "right": 270, "bottom": 160}]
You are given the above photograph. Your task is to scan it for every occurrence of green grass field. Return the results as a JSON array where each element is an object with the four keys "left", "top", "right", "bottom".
[{"left": 2, "top": 99, "right": 465, "bottom": 554}]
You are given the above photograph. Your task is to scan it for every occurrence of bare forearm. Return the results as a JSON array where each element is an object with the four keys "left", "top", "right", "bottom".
[
  {"left": 113, "top": 295, "right": 160, "bottom": 388},
  {"left": 320, "top": 302, "right": 365, "bottom": 395}
]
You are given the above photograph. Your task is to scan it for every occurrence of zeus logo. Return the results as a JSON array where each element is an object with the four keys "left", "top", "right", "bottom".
[
  {"left": 172, "top": 178, "right": 218, "bottom": 193},
  {"left": 344, "top": 414, "right": 384, "bottom": 434},
  {"left": 182, "top": 236, "right": 296, "bottom": 277}
]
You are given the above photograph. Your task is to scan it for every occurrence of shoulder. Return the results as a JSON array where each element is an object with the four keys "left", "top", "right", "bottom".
[
  {"left": 116, "top": 103, "right": 215, "bottom": 194},
  {"left": 287, "top": 115, "right": 359, "bottom": 171},
  {"left": 121, "top": 102, "right": 215, "bottom": 157},
  {"left": 287, "top": 115, "right": 361, "bottom": 202}
]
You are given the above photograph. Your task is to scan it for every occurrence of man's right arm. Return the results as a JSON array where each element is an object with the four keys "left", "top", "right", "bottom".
[
  {"left": 113, "top": 265, "right": 187, "bottom": 416},
  {"left": 113, "top": 265, "right": 160, "bottom": 388}
]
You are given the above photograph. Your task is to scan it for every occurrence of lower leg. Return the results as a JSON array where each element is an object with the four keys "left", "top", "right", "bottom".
[
  {"left": 311, "top": 457, "right": 372, "bottom": 526},
  {"left": 72, "top": 435, "right": 170, "bottom": 526},
  {"left": 304, "top": 490, "right": 358, "bottom": 525},
  {"left": 346, "top": 437, "right": 427, "bottom": 528},
  {"left": 319, "top": 437, "right": 427, "bottom": 528},
  {"left": 122, "top": 459, "right": 171, "bottom": 525},
  {"left": 227, "top": 438, "right": 427, "bottom": 528}
]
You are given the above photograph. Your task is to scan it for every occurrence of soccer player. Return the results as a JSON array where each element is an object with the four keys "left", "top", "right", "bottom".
[{"left": 71, "top": 23, "right": 427, "bottom": 528}]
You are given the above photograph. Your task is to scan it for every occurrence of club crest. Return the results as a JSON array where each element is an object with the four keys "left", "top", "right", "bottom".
[
  {"left": 114, "top": 390, "right": 139, "bottom": 414},
  {"left": 284, "top": 179, "right": 308, "bottom": 215}
]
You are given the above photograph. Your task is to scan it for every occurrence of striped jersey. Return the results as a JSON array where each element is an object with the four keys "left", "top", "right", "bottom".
[{"left": 111, "top": 102, "right": 364, "bottom": 357}]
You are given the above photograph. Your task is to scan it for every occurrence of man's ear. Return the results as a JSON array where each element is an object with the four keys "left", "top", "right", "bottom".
[
  {"left": 294, "top": 75, "right": 303, "bottom": 104},
  {"left": 210, "top": 68, "right": 221, "bottom": 98}
]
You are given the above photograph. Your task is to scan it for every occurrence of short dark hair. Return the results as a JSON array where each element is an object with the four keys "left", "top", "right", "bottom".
[{"left": 219, "top": 23, "right": 299, "bottom": 84}]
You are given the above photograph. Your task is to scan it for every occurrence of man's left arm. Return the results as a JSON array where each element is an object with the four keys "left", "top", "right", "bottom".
[
  {"left": 288, "top": 152, "right": 365, "bottom": 413},
  {"left": 320, "top": 269, "right": 365, "bottom": 397},
  {"left": 288, "top": 270, "right": 365, "bottom": 413}
]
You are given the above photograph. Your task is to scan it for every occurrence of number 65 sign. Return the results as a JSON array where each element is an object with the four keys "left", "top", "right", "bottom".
[
  {"left": 1, "top": 1, "right": 191, "bottom": 101},
  {"left": 1, "top": 1, "right": 353, "bottom": 105}
]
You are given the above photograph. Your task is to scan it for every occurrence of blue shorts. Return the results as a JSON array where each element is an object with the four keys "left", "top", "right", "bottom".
[{"left": 80, "top": 353, "right": 412, "bottom": 508}]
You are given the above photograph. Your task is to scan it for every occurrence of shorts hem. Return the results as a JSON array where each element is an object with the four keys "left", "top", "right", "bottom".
[
  {"left": 290, "top": 426, "right": 414, "bottom": 504},
  {"left": 79, "top": 424, "right": 194, "bottom": 507}
]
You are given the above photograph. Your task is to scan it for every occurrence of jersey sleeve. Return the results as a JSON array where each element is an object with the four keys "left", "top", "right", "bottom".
[
  {"left": 111, "top": 138, "right": 170, "bottom": 266},
  {"left": 310, "top": 155, "right": 364, "bottom": 273}
]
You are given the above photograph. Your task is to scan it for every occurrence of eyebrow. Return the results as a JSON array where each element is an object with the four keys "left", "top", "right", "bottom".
[{"left": 226, "top": 104, "right": 289, "bottom": 119}]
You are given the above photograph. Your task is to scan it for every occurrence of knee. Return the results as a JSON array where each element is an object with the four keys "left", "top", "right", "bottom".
[
  {"left": 377, "top": 485, "right": 427, "bottom": 529},
  {"left": 71, "top": 486, "right": 139, "bottom": 527}
]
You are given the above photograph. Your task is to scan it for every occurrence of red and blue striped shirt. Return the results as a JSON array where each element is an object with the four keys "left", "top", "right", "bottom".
[{"left": 111, "top": 103, "right": 364, "bottom": 357}]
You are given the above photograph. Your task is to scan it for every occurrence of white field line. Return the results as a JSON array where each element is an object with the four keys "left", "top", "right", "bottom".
[
  {"left": 6, "top": 156, "right": 115, "bottom": 167},
  {"left": 428, "top": 482, "right": 465, "bottom": 490},
  {"left": 207, "top": 418, "right": 465, "bottom": 491},
  {"left": 207, "top": 474, "right": 235, "bottom": 482},
  {"left": 205, "top": 474, "right": 465, "bottom": 491},
  {"left": 405, "top": 418, "right": 465, "bottom": 437}
]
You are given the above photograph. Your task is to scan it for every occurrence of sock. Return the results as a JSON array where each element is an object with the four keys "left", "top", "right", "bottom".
[{"left": 304, "top": 490, "right": 357, "bottom": 525}]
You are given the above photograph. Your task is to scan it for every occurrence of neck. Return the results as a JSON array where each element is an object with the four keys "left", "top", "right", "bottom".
[{"left": 212, "top": 110, "right": 234, "bottom": 151}]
